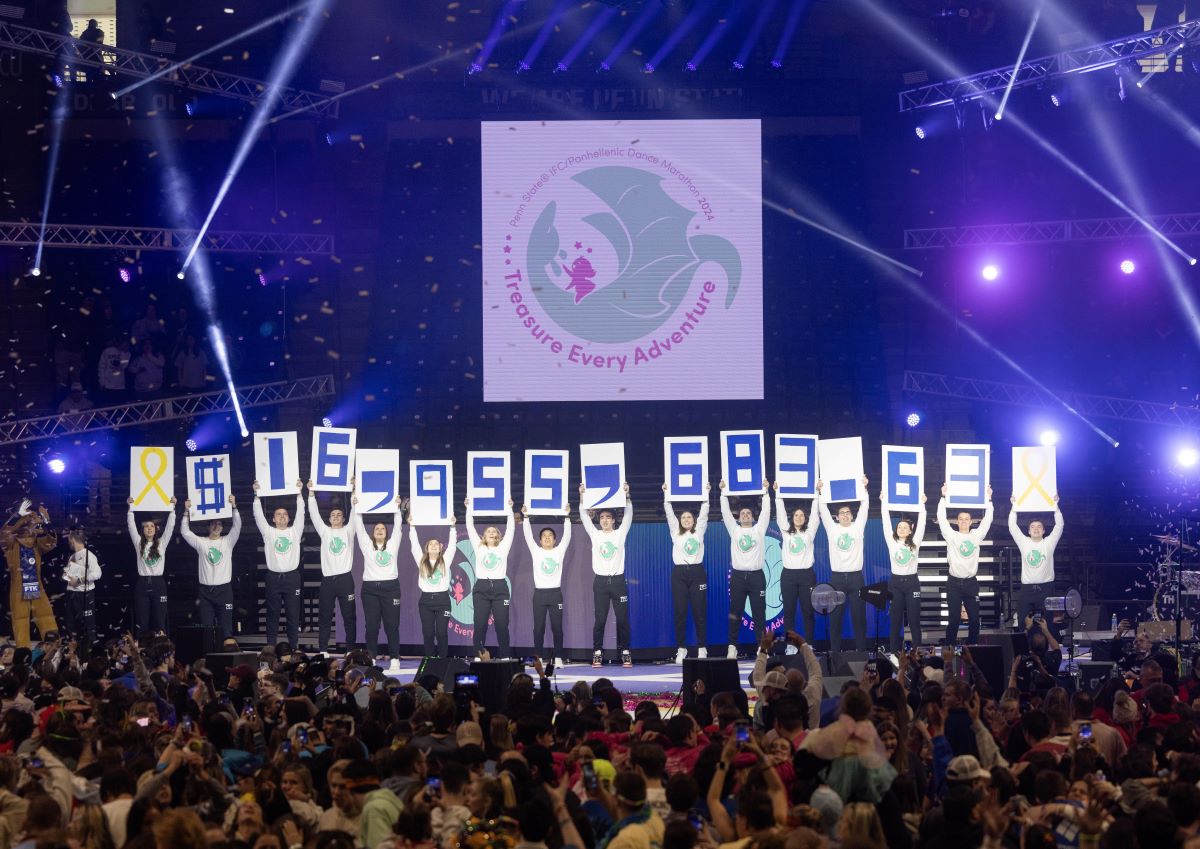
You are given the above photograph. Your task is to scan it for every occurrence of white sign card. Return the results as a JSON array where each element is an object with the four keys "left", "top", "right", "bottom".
[
  {"left": 467, "top": 451, "right": 511, "bottom": 516},
  {"left": 882, "top": 445, "right": 924, "bottom": 508},
  {"left": 664, "top": 436, "right": 708, "bottom": 500},
  {"left": 816, "top": 437, "right": 865, "bottom": 502},
  {"left": 129, "top": 446, "right": 175, "bottom": 511},
  {"left": 945, "top": 444, "right": 991, "bottom": 507},
  {"left": 523, "top": 450, "right": 569, "bottom": 516},
  {"left": 720, "top": 430, "right": 765, "bottom": 495},
  {"left": 354, "top": 449, "right": 400, "bottom": 513},
  {"left": 185, "top": 454, "right": 232, "bottom": 520},
  {"left": 409, "top": 460, "right": 454, "bottom": 525},
  {"left": 775, "top": 434, "right": 819, "bottom": 498},
  {"left": 580, "top": 442, "right": 627, "bottom": 511},
  {"left": 253, "top": 432, "right": 300, "bottom": 497},
  {"left": 1012, "top": 446, "right": 1058, "bottom": 512},
  {"left": 310, "top": 427, "right": 357, "bottom": 492}
]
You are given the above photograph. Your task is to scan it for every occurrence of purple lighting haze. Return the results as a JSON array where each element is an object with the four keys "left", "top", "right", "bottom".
[
  {"left": 1120, "top": 259, "right": 1135, "bottom": 274},
  {"left": 471, "top": 0, "right": 521, "bottom": 79},
  {"left": 563, "top": 4, "right": 619, "bottom": 72},
  {"left": 736, "top": 0, "right": 779, "bottom": 68},
  {"left": 600, "top": 2, "right": 658, "bottom": 71},
  {"left": 771, "top": 0, "right": 809, "bottom": 67},
  {"left": 520, "top": 0, "right": 569, "bottom": 73},
  {"left": 981, "top": 264, "right": 1000, "bottom": 281}
]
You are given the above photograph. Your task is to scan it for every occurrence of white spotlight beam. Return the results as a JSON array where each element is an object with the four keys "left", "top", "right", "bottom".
[
  {"left": 112, "top": 1, "right": 311, "bottom": 99},
  {"left": 180, "top": 0, "right": 332, "bottom": 275},
  {"left": 897, "top": 18, "right": 1200, "bottom": 112},
  {"left": 994, "top": 0, "right": 1044, "bottom": 121},
  {"left": 33, "top": 79, "right": 71, "bottom": 274}
]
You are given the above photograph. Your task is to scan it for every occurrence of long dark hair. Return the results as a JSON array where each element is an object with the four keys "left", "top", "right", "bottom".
[
  {"left": 675, "top": 509, "right": 698, "bottom": 537},
  {"left": 786, "top": 505, "right": 808, "bottom": 535},
  {"left": 419, "top": 540, "right": 446, "bottom": 579},
  {"left": 892, "top": 519, "right": 917, "bottom": 551},
  {"left": 140, "top": 519, "right": 161, "bottom": 563}
]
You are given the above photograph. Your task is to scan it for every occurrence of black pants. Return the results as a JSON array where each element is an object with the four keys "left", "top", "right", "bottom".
[
  {"left": 361, "top": 580, "right": 401, "bottom": 658},
  {"left": 264, "top": 570, "right": 302, "bottom": 648},
  {"left": 473, "top": 579, "right": 511, "bottom": 657},
  {"left": 829, "top": 571, "right": 867, "bottom": 651},
  {"left": 593, "top": 574, "right": 631, "bottom": 651},
  {"left": 532, "top": 587, "right": 564, "bottom": 656},
  {"left": 198, "top": 583, "right": 234, "bottom": 641},
  {"left": 888, "top": 573, "right": 923, "bottom": 651},
  {"left": 419, "top": 591, "right": 451, "bottom": 656},
  {"left": 728, "top": 570, "right": 767, "bottom": 643},
  {"left": 134, "top": 575, "right": 168, "bottom": 636},
  {"left": 945, "top": 575, "right": 981, "bottom": 645},
  {"left": 780, "top": 569, "right": 817, "bottom": 640},
  {"left": 66, "top": 590, "right": 96, "bottom": 644},
  {"left": 1015, "top": 582, "right": 1061, "bottom": 640},
  {"left": 318, "top": 572, "right": 357, "bottom": 651},
  {"left": 671, "top": 563, "right": 708, "bottom": 648}
]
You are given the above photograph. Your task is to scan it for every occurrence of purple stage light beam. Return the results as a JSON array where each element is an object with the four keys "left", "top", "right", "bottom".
[
  {"left": 599, "top": 2, "right": 659, "bottom": 70},
  {"left": 771, "top": 0, "right": 810, "bottom": 68},
  {"left": 735, "top": 0, "right": 779, "bottom": 68},
  {"left": 521, "top": 0, "right": 570, "bottom": 72},
  {"left": 646, "top": 2, "right": 708, "bottom": 72},
  {"left": 994, "top": 0, "right": 1044, "bottom": 121},
  {"left": 472, "top": 0, "right": 523, "bottom": 75},
  {"left": 560, "top": 3, "right": 618, "bottom": 71},
  {"left": 689, "top": 0, "right": 744, "bottom": 70}
]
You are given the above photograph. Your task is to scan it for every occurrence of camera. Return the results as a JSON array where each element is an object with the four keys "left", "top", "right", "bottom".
[
  {"left": 582, "top": 762, "right": 598, "bottom": 793},
  {"left": 735, "top": 722, "right": 750, "bottom": 745}
]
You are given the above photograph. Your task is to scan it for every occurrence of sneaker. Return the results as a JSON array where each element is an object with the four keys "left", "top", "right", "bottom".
[
  {"left": 726, "top": 644, "right": 738, "bottom": 660},
  {"left": 674, "top": 647, "right": 687, "bottom": 665},
  {"left": 697, "top": 647, "right": 708, "bottom": 659},
  {"left": 785, "top": 643, "right": 798, "bottom": 656},
  {"left": 621, "top": 650, "right": 633, "bottom": 668},
  {"left": 376, "top": 655, "right": 390, "bottom": 667},
  {"left": 386, "top": 657, "right": 402, "bottom": 674},
  {"left": 555, "top": 657, "right": 567, "bottom": 669},
  {"left": 592, "top": 650, "right": 603, "bottom": 668}
]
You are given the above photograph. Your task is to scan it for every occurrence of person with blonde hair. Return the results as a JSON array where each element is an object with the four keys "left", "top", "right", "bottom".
[
  {"left": 836, "top": 802, "right": 886, "bottom": 849},
  {"left": 67, "top": 803, "right": 116, "bottom": 849}
]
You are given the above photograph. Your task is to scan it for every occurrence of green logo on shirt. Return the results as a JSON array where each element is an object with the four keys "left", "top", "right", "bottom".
[
  {"left": 958, "top": 540, "right": 977, "bottom": 558},
  {"left": 1026, "top": 550, "right": 1045, "bottom": 568},
  {"left": 836, "top": 533, "right": 853, "bottom": 552},
  {"left": 144, "top": 554, "right": 161, "bottom": 566},
  {"left": 481, "top": 551, "right": 501, "bottom": 571},
  {"left": 894, "top": 547, "right": 913, "bottom": 566},
  {"left": 683, "top": 537, "right": 700, "bottom": 557},
  {"left": 206, "top": 547, "right": 222, "bottom": 565},
  {"left": 375, "top": 550, "right": 392, "bottom": 566},
  {"left": 540, "top": 556, "right": 560, "bottom": 575},
  {"left": 274, "top": 537, "right": 291, "bottom": 554},
  {"left": 599, "top": 541, "right": 618, "bottom": 560},
  {"left": 788, "top": 536, "right": 806, "bottom": 556},
  {"left": 329, "top": 537, "right": 346, "bottom": 556},
  {"left": 738, "top": 534, "right": 756, "bottom": 553}
]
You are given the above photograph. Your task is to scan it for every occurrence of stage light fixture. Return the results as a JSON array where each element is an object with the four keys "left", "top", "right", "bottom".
[
  {"left": 555, "top": 62, "right": 568, "bottom": 72},
  {"left": 30, "top": 267, "right": 41, "bottom": 277},
  {"left": 516, "top": 60, "right": 530, "bottom": 73},
  {"left": 185, "top": 101, "right": 196, "bottom": 116},
  {"left": 47, "top": 458, "right": 65, "bottom": 475},
  {"left": 119, "top": 268, "right": 131, "bottom": 283},
  {"left": 1040, "top": 430, "right": 1059, "bottom": 447},
  {"left": 684, "top": 61, "right": 697, "bottom": 71},
  {"left": 598, "top": 61, "right": 611, "bottom": 71},
  {"left": 468, "top": 62, "right": 483, "bottom": 74},
  {"left": 1050, "top": 92, "right": 1061, "bottom": 107},
  {"left": 770, "top": 59, "right": 782, "bottom": 68},
  {"left": 186, "top": 439, "right": 198, "bottom": 451},
  {"left": 1178, "top": 447, "right": 1199, "bottom": 468},
  {"left": 322, "top": 417, "right": 333, "bottom": 428},
  {"left": 906, "top": 412, "right": 921, "bottom": 428},
  {"left": 177, "top": 271, "right": 186, "bottom": 279},
  {"left": 914, "top": 126, "right": 926, "bottom": 140},
  {"left": 732, "top": 60, "right": 744, "bottom": 70},
  {"left": 1120, "top": 259, "right": 1135, "bottom": 274},
  {"left": 981, "top": 264, "right": 1000, "bottom": 281},
  {"left": 643, "top": 62, "right": 655, "bottom": 73}
]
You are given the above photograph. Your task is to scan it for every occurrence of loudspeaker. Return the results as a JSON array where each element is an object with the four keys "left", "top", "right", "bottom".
[
  {"left": 1078, "top": 661, "right": 1116, "bottom": 693},
  {"left": 823, "top": 676, "right": 855, "bottom": 698},
  {"left": 682, "top": 658, "right": 741, "bottom": 707},
  {"left": 978, "top": 631, "right": 1029, "bottom": 681},
  {"left": 417, "top": 657, "right": 470, "bottom": 692},
  {"left": 174, "top": 625, "right": 216, "bottom": 665},
  {"left": 468, "top": 660, "right": 524, "bottom": 714},
  {"left": 827, "top": 651, "right": 871, "bottom": 676},
  {"left": 205, "top": 651, "right": 260, "bottom": 689},
  {"left": 962, "top": 644, "right": 1005, "bottom": 697}
]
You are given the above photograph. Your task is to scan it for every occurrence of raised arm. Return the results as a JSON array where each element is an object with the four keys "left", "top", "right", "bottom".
[
  {"left": 579, "top": 500, "right": 598, "bottom": 541},
  {"left": 664, "top": 491, "right": 681, "bottom": 537},
  {"left": 160, "top": 510, "right": 176, "bottom": 549},
  {"left": 386, "top": 504, "right": 404, "bottom": 552},
  {"left": 913, "top": 502, "right": 928, "bottom": 547},
  {"left": 464, "top": 499, "right": 481, "bottom": 549},
  {"left": 252, "top": 495, "right": 270, "bottom": 537},
  {"left": 497, "top": 508, "right": 516, "bottom": 556},
  {"left": 1006, "top": 502, "right": 1027, "bottom": 544},
  {"left": 226, "top": 506, "right": 242, "bottom": 547},
  {"left": 976, "top": 496, "right": 994, "bottom": 538},
  {"left": 1047, "top": 502, "right": 1064, "bottom": 546},
  {"left": 774, "top": 496, "right": 787, "bottom": 535},
  {"left": 408, "top": 523, "right": 423, "bottom": 565},
  {"left": 817, "top": 482, "right": 836, "bottom": 532},
  {"left": 293, "top": 491, "right": 305, "bottom": 531},
  {"left": 853, "top": 481, "right": 869, "bottom": 533},
  {"left": 446, "top": 526, "right": 458, "bottom": 555},
  {"left": 351, "top": 503, "right": 372, "bottom": 553},
  {"left": 560, "top": 515, "right": 572, "bottom": 549},
  {"left": 521, "top": 511, "right": 536, "bottom": 552},
  {"left": 880, "top": 501, "right": 894, "bottom": 551},
  {"left": 937, "top": 495, "right": 953, "bottom": 539},
  {"left": 127, "top": 506, "right": 141, "bottom": 548},
  {"left": 755, "top": 492, "right": 771, "bottom": 534},
  {"left": 179, "top": 513, "right": 201, "bottom": 550},
  {"left": 719, "top": 488, "right": 736, "bottom": 531},
  {"left": 307, "top": 494, "right": 329, "bottom": 539}
]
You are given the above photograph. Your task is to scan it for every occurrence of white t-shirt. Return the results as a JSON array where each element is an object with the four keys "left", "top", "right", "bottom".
[
  {"left": 411, "top": 525, "right": 457, "bottom": 593},
  {"left": 1010, "top": 507, "right": 1064, "bottom": 585},
  {"left": 881, "top": 504, "right": 927, "bottom": 577},
  {"left": 582, "top": 503, "right": 633, "bottom": 576},
  {"left": 253, "top": 495, "right": 305, "bottom": 573},
  {"left": 776, "top": 495, "right": 819, "bottom": 570},
  {"left": 127, "top": 508, "right": 175, "bottom": 577},
  {"left": 307, "top": 496, "right": 354, "bottom": 577},
  {"left": 938, "top": 499, "right": 994, "bottom": 579},
  {"left": 665, "top": 496, "right": 708, "bottom": 565},
  {"left": 467, "top": 511, "right": 515, "bottom": 580},
  {"left": 180, "top": 512, "right": 242, "bottom": 585},
  {"left": 523, "top": 517, "right": 572, "bottom": 589},
  {"left": 819, "top": 492, "right": 869, "bottom": 573},
  {"left": 720, "top": 493, "right": 770, "bottom": 571},
  {"left": 351, "top": 507, "right": 403, "bottom": 582}
]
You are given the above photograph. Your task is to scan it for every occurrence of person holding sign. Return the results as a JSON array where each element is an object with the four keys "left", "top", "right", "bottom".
[
  {"left": 521, "top": 505, "right": 572, "bottom": 668},
  {"left": 307, "top": 482, "right": 358, "bottom": 653},
  {"left": 719, "top": 481, "right": 771, "bottom": 659},
  {"left": 126, "top": 496, "right": 176, "bottom": 636},
  {"left": 465, "top": 497, "right": 516, "bottom": 659},
  {"left": 252, "top": 479, "right": 306, "bottom": 651},
  {"left": 180, "top": 495, "right": 242, "bottom": 642},
  {"left": 937, "top": 483, "right": 993, "bottom": 646},
  {"left": 881, "top": 494, "right": 927, "bottom": 652},
  {"left": 775, "top": 482, "right": 821, "bottom": 648},
  {"left": 818, "top": 477, "right": 870, "bottom": 652},
  {"left": 350, "top": 493, "right": 405, "bottom": 670},
  {"left": 581, "top": 482, "right": 634, "bottom": 668},
  {"left": 63, "top": 529, "right": 102, "bottom": 646},
  {"left": 410, "top": 520, "right": 458, "bottom": 658},
  {"left": 664, "top": 483, "right": 711, "bottom": 664},
  {"left": 1009, "top": 494, "right": 1064, "bottom": 629}
]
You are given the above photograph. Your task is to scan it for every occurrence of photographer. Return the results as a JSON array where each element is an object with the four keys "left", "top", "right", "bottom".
[{"left": 1009, "top": 615, "right": 1062, "bottom": 695}]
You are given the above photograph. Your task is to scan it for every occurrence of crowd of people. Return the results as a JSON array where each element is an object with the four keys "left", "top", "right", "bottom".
[{"left": 2, "top": 622, "right": 1200, "bottom": 849}]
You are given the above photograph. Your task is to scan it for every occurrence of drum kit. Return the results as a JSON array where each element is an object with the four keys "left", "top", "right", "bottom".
[{"left": 1149, "top": 533, "right": 1200, "bottom": 630}]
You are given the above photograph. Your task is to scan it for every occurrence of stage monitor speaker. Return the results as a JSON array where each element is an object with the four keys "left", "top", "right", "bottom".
[
  {"left": 205, "top": 651, "right": 260, "bottom": 689},
  {"left": 682, "top": 658, "right": 742, "bottom": 708},
  {"left": 468, "top": 660, "right": 524, "bottom": 714},
  {"left": 823, "top": 676, "right": 855, "bottom": 698},
  {"left": 417, "top": 657, "right": 470, "bottom": 692},
  {"left": 828, "top": 651, "right": 871, "bottom": 677},
  {"left": 961, "top": 645, "right": 1005, "bottom": 697},
  {"left": 1078, "top": 605, "right": 1101, "bottom": 631},
  {"left": 174, "top": 625, "right": 216, "bottom": 665},
  {"left": 1078, "top": 661, "right": 1116, "bottom": 693},
  {"left": 978, "top": 631, "right": 1029, "bottom": 680}
]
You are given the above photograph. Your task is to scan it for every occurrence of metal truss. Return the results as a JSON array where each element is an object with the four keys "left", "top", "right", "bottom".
[
  {"left": 904, "top": 370, "right": 1200, "bottom": 430},
  {"left": 898, "top": 19, "right": 1200, "bottom": 112},
  {"left": 0, "top": 221, "right": 334, "bottom": 255},
  {"left": 0, "top": 20, "right": 338, "bottom": 117},
  {"left": 0, "top": 375, "right": 336, "bottom": 446},
  {"left": 904, "top": 212, "right": 1200, "bottom": 249}
]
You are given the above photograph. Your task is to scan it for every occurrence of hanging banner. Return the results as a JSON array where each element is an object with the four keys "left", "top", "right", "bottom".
[
  {"left": 253, "top": 432, "right": 300, "bottom": 496},
  {"left": 816, "top": 437, "right": 864, "bottom": 502},
  {"left": 720, "top": 430, "right": 765, "bottom": 495},
  {"left": 945, "top": 443, "right": 991, "bottom": 507},
  {"left": 354, "top": 449, "right": 400, "bottom": 513},
  {"left": 467, "top": 451, "right": 511, "bottom": 516},
  {"left": 310, "top": 427, "right": 357, "bottom": 492},
  {"left": 775, "top": 434, "right": 819, "bottom": 498},
  {"left": 185, "top": 454, "right": 232, "bottom": 520},
  {"left": 580, "top": 443, "right": 627, "bottom": 510},
  {"left": 882, "top": 445, "right": 924, "bottom": 507},
  {"left": 664, "top": 436, "right": 708, "bottom": 500},
  {"left": 410, "top": 459, "right": 454, "bottom": 525},
  {"left": 1012, "top": 446, "right": 1057, "bottom": 512},
  {"left": 129, "top": 446, "right": 174, "bottom": 511},
  {"left": 523, "top": 450, "right": 569, "bottom": 516}
]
